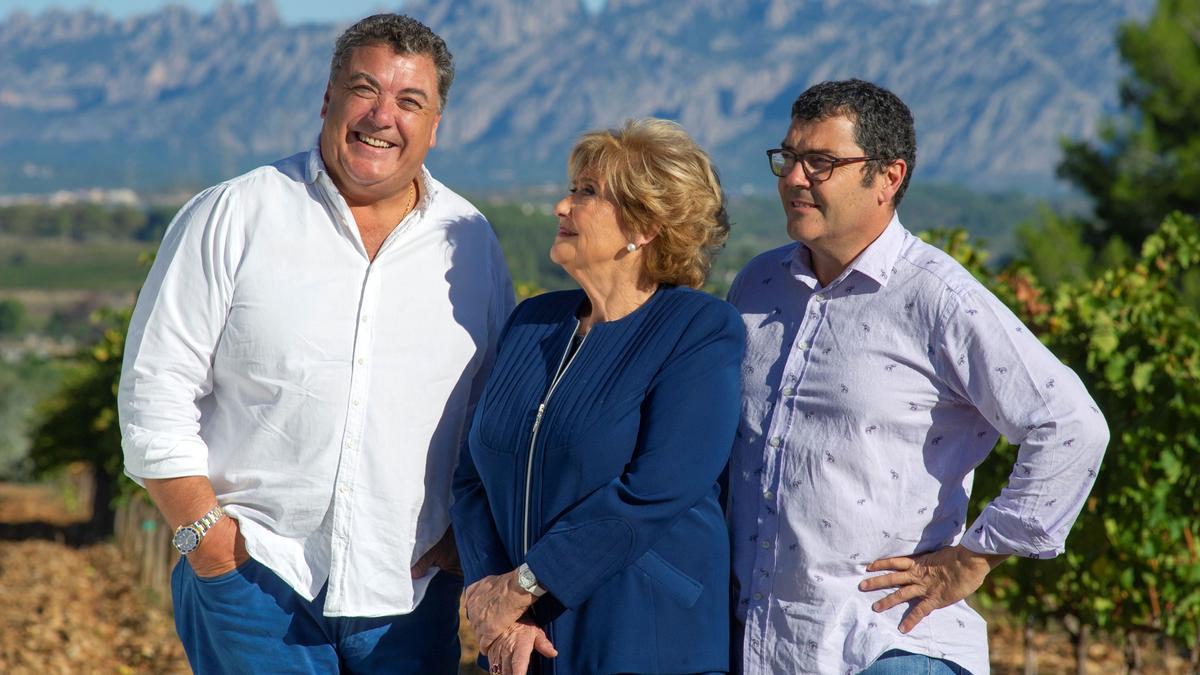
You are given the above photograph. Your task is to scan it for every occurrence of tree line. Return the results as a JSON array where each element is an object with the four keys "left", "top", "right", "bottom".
[{"left": 0, "top": 203, "right": 180, "bottom": 243}]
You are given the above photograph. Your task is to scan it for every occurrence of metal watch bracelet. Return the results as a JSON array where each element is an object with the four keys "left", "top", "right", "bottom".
[{"left": 171, "top": 504, "right": 226, "bottom": 555}]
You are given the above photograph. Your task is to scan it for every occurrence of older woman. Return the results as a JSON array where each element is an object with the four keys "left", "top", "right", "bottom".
[{"left": 451, "top": 118, "right": 743, "bottom": 675}]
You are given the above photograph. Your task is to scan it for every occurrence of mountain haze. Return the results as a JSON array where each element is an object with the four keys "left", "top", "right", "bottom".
[{"left": 0, "top": 0, "right": 1152, "bottom": 195}]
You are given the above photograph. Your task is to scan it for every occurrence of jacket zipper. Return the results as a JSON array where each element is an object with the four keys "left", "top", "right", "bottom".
[{"left": 523, "top": 320, "right": 587, "bottom": 555}]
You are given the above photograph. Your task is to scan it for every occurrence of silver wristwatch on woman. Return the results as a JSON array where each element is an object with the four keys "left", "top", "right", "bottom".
[{"left": 516, "top": 562, "right": 546, "bottom": 597}]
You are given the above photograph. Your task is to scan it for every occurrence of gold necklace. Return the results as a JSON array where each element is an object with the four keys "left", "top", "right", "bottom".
[{"left": 402, "top": 180, "right": 417, "bottom": 215}]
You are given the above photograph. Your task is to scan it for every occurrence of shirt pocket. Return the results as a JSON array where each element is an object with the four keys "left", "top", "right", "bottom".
[{"left": 633, "top": 549, "right": 704, "bottom": 608}]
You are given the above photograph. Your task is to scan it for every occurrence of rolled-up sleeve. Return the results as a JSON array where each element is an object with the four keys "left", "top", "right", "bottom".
[
  {"left": 937, "top": 287, "right": 1109, "bottom": 558},
  {"left": 118, "top": 185, "right": 242, "bottom": 484}
]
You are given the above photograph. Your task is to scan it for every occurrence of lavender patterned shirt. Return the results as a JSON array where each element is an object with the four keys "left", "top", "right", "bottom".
[{"left": 727, "top": 215, "right": 1108, "bottom": 675}]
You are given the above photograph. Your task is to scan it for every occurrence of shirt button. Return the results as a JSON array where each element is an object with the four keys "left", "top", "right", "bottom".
[
  {"left": 782, "top": 387, "right": 795, "bottom": 397},
  {"left": 797, "top": 341, "right": 810, "bottom": 351},
  {"left": 761, "top": 540, "right": 772, "bottom": 549},
  {"left": 356, "top": 357, "right": 365, "bottom": 366},
  {"left": 338, "top": 485, "right": 349, "bottom": 495},
  {"left": 753, "top": 592, "right": 763, "bottom": 601},
  {"left": 763, "top": 489, "right": 774, "bottom": 500},
  {"left": 768, "top": 437, "right": 782, "bottom": 448},
  {"left": 360, "top": 315, "right": 369, "bottom": 323},
  {"left": 813, "top": 294, "right": 825, "bottom": 303},
  {"left": 351, "top": 399, "right": 360, "bottom": 407}
]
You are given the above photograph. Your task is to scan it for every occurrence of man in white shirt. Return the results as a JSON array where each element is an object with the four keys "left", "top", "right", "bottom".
[
  {"left": 118, "top": 14, "right": 513, "bottom": 673},
  {"left": 727, "top": 79, "right": 1108, "bottom": 674}
]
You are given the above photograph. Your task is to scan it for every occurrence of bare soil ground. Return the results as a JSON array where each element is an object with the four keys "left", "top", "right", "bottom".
[
  {"left": 0, "top": 483, "right": 187, "bottom": 674},
  {"left": 0, "top": 481, "right": 1191, "bottom": 674},
  {"left": 987, "top": 616, "right": 1193, "bottom": 674}
]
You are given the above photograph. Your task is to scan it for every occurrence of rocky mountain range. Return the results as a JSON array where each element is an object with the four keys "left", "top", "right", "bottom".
[{"left": 0, "top": 0, "right": 1153, "bottom": 195}]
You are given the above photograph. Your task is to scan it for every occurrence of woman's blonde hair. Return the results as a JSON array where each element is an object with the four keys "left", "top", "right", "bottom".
[{"left": 567, "top": 118, "right": 729, "bottom": 289}]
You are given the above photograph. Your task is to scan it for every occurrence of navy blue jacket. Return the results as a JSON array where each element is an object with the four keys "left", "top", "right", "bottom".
[{"left": 452, "top": 286, "right": 744, "bottom": 674}]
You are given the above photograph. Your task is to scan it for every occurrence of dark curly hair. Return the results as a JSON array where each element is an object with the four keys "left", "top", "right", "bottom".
[
  {"left": 791, "top": 79, "right": 916, "bottom": 206},
  {"left": 329, "top": 14, "right": 454, "bottom": 111}
]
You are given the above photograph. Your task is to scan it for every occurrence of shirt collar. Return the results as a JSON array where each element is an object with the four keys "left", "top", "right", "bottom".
[
  {"left": 782, "top": 244, "right": 819, "bottom": 290},
  {"left": 304, "top": 145, "right": 325, "bottom": 185},
  {"left": 304, "top": 145, "right": 435, "bottom": 210},
  {"left": 846, "top": 212, "right": 905, "bottom": 286},
  {"left": 781, "top": 212, "right": 905, "bottom": 289}
]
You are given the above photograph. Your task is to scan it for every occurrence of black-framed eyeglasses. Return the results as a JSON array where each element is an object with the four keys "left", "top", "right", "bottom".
[{"left": 766, "top": 148, "right": 884, "bottom": 182}]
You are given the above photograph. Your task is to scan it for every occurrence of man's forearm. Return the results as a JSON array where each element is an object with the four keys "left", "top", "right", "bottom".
[
  {"left": 145, "top": 475, "right": 244, "bottom": 574},
  {"left": 144, "top": 475, "right": 221, "bottom": 527}
]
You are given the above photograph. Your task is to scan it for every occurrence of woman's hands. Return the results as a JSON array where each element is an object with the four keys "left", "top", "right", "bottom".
[
  {"left": 484, "top": 616, "right": 558, "bottom": 675},
  {"left": 466, "top": 570, "right": 557, "bottom": 673},
  {"left": 464, "top": 570, "right": 538, "bottom": 651}
]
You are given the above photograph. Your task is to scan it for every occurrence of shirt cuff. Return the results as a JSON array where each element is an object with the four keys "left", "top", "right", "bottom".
[
  {"left": 121, "top": 431, "right": 210, "bottom": 486},
  {"left": 961, "top": 504, "right": 1064, "bottom": 559}
]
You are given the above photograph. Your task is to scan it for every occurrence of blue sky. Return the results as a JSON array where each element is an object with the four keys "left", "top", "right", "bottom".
[{"left": 0, "top": 0, "right": 608, "bottom": 23}]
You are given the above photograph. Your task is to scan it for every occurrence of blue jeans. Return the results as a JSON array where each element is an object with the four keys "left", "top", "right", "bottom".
[
  {"left": 171, "top": 556, "right": 461, "bottom": 673},
  {"left": 859, "top": 649, "right": 970, "bottom": 675}
]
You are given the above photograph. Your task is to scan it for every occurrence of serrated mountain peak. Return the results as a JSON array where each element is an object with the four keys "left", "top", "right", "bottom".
[{"left": 0, "top": 0, "right": 1153, "bottom": 195}]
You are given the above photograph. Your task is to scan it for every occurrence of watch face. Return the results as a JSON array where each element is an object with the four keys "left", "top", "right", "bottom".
[
  {"left": 173, "top": 527, "right": 200, "bottom": 554},
  {"left": 518, "top": 568, "right": 536, "bottom": 589}
]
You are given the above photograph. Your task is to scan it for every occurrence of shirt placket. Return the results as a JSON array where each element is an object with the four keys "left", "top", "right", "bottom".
[
  {"left": 324, "top": 261, "right": 380, "bottom": 613},
  {"left": 745, "top": 286, "right": 829, "bottom": 672}
]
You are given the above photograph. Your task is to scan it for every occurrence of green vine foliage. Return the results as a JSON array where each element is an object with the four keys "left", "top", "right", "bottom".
[
  {"left": 1061, "top": 212, "right": 1200, "bottom": 644},
  {"left": 27, "top": 307, "right": 136, "bottom": 533},
  {"left": 927, "top": 213, "right": 1200, "bottom": 648}
]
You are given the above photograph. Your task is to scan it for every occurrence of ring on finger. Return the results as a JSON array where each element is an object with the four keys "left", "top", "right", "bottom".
[{"left": 491, "top": 664, "right": 501, "bottom": 674}]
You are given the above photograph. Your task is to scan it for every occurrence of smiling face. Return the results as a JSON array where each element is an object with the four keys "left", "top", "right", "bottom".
[
  {"left": 778, "top": 114, "right": 894, "bottom": 255},
  {"left": 550, "top": 172, "right": 635, "bottom": 283},
  {"left": 318, "top": 43, "right": 441, "bottom": 207}
]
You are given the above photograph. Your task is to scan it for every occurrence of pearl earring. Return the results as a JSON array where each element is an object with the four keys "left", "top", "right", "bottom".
[{"left": 626, "top": 242, "right": 637, "bottom": 252}]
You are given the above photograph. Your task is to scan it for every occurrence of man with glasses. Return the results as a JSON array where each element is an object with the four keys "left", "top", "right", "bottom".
[
  {"left": 118, "top": 14, "right": 513, "bottom": 673},
  {"left": 726, "top": 79, "right": 1107, "bottom": 674}
]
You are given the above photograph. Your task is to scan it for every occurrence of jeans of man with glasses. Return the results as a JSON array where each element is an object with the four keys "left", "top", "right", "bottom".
[{"left": 859, "top": 649, "right": 971, "bottom": 675}]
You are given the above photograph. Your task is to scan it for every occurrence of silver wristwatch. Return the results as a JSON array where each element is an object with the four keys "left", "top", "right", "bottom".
[
  {"left": 171, "top": 504, "right": 226, "bottom": 555},
  {"left": 516, "top": 562, "right": 546, "bottom": 597}
]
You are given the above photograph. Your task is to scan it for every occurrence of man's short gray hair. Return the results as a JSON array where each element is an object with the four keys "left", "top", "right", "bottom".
[{"left": 329, "top": 14, "right": 455, "bottom": 110}]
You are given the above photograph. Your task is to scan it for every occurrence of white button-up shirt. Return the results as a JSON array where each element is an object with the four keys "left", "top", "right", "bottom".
[
  {"left": 728, "top": 214, "right": 1107, "bottom": 674},
  {"left": 119, "top": 148, "right": 514, "bottom": 617}
]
